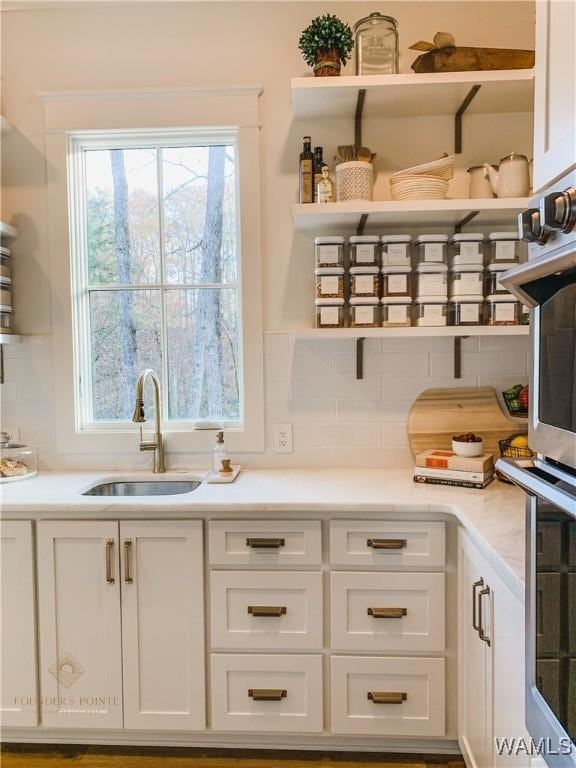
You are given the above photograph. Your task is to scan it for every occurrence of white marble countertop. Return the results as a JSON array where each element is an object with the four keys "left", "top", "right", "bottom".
[{"left": 0, "top": 468, "right": 526, "bottom": 598}]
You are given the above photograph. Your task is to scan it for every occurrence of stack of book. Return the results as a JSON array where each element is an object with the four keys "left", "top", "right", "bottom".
[{"left": 413, "top": 449, "right": 495, "bottom": 489}]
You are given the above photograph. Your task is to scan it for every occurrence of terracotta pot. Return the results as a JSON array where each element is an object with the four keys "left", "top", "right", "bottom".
[{"left": 313, "top": 49, "right": 341, "bottom": 77}]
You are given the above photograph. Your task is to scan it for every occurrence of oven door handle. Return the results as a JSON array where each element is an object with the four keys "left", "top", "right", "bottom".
[{"left": 495, "top": 458, "right": 576, "bottom": 517}]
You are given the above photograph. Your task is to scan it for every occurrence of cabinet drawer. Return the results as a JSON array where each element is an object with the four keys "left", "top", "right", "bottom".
[
  {"left": 330, "top": 521, "right": 445, "bottom": 567},
  {"left": 209, "top": 520, "right": 322, "bottom": 566},
  {"left": 330, "top": 572, "right": 445, "bottom": 652},
  {"left": 210, "top": 571, "right": 323, "bottom": 650},
  {"left": 211, "top": 654, "right": 323, "bottom": 732},
  {"left": 330, "top": 656, "right": 445, "bottom": 736}
]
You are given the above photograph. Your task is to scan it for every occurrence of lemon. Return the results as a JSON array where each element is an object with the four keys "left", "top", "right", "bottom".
[{"left": 511, "top": 435, "right": 529, "bottom": 449}]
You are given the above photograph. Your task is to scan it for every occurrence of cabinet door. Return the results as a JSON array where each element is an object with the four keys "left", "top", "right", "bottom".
[
  {"left": 459, "top": 532, "right": 493, "bottom": 768},
  {"left": 533, "top": 0, "right": 576, "bottom": 191},
  {"left": 37, "top": 521, "right": 123, "bottom": 728},
  {"left": 1, "top": 521, "right": 38, "bottom": 726},
  {"left": 120, "top": 521, "right": 205, "bottom": 730}
]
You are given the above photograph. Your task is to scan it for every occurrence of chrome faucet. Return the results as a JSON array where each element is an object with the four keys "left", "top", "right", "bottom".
[{"left": 131, "top": 369, "right": 166, "bottom": 473}]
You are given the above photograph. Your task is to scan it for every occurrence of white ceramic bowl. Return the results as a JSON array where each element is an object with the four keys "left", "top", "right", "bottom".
[{"left": 452, "top": 438, "right": 484, "bottom": 457}]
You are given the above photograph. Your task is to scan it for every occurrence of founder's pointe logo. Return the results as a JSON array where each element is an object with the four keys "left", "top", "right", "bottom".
[{"left": 49, "top": 653, "right": 85, "bottom": 689}]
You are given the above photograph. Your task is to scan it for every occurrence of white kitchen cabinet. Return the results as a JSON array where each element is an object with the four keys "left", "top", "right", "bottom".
[
  {"left": 120, "top": 521, "right": 205, "bottom": 730},
  {"left": 0, "top": 521, "right": 38, "bottom": 726},
  {"left": 533, "top": 0, "right": 576, "bottom": 191},
  {"left": 208, "top": 520, "right": 322, "bottom": 567}
]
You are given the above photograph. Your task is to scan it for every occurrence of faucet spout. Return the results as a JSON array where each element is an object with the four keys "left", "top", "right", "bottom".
[{"left": 132, "top": 369, "right": 166, "bottom": 473}]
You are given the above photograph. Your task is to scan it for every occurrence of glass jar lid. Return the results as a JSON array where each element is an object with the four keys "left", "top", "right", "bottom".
[
  {"left": 449, "top": 295, "right": 484, "bottom": 303},
  {"left": 451, "top": 265, "right": 485, "bottom": 273},
  {"left": 0, "top": 432, "right": 25, "bottom": 449},
  {"left": 349, "top": 266, "right": 379, "bottom": 275},
  {"left": 314, "top": 267, "right": 345, "bottom": 276},
  {"left": 314, "top": 298, "right": 345, "bottom": 306},
  {"left": 415, "top": 234, "right": 449, "bottom": 243},
  {"left": 349, "top": 235, "right": 379, "bottom": 244},
  {"left": 314, "top": 236, "right": 345, "bottom": 245},
  {"left": 414, "top": 297, "right": 448, "bottom": 304},
  {"left": 416, "top": 263, "right": 449, "bottom": 273},
  {"left": 354, "top": 12, "right": 398, "bottom": 31},
  {"left": 486, "top": 262, "right": 518, "bottom": 271},
  {"left": 486, "top": 294, "right": 516, "bottom": 302},
  {"left": 350, "top": 297, "right": 379, "bottom": 305},
  {"left": 381, "top": 234, "right": 411, "bottom": 243},
  {"left": 381, "top": 296, "right": 413, "bottom": 304},
  {"left": 451, "top": 233, "right": 484, "bottom": 242},
  {"left": 487, "top": 232, "right": 519, "bottom": 240}
]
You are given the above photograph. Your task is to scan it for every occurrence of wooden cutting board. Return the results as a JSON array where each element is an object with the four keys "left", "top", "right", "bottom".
[{"left": 407, "top": 386, "right": 523, "bottom": 459}]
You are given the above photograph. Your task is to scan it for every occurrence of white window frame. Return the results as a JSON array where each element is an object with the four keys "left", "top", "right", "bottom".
[{"left": 43, "top": 87, "right": 264, "bottom": 456}]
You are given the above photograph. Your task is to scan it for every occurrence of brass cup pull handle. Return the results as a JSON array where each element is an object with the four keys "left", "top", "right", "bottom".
[
  {"left": 368, "top": 607, "right": 407, "bottom": 619},
  {"left": 248, "top": 606, "right": 287, "bottom": 617},
  {"left": 472, "top": 578, "right": 484, "bottom": 633},
  {"left": 366, "top": 538, "right": 407, "bottom": 550},
  {"left": 248, "top": 689, "right": 287, "bottom": 701},
  {"left": 478, "top": 585, "right": 491, "bottom": 646},
  {"left": 368, "top": 691, "right": 407, "bottom": 704},
  {"left": 246, "top": 537, "right": 286, "bottom": 549},
  {"left": 105, "top": 539, "right": 115, "bottom": 584},
  {"left": 124, "top": 539, "right": 133, "bottom": 584}
]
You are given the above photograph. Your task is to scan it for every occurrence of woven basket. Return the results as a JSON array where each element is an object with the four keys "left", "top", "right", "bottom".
[{"left": 336, "top": 161, "right": 374, "bottom": 201}]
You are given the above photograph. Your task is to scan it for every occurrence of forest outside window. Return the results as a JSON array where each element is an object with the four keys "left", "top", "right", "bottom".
[{"left": 69, "top": 131, "right": 243, "bottom": 431}]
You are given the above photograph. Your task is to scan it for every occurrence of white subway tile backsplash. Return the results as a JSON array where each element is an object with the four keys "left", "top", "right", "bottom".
[{"left": 336, "top": 399, "right": 411, "bottom": 423}]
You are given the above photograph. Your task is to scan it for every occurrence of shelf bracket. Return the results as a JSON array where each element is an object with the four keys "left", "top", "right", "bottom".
[
  {"left": 453, "top": 336, "right": 469, "bottom": 379},
  {"left": 355, "top": 89, "right": 366, "bottom": 149},
  {"left": 356, "top": 337, "right": 366, "bottom": 379},
  {"left": 0, "top": 345, "right": 4, "bottom": 385},
  {"left": 357, "top": 214, "right": 369, "bottom": 236},
  {"left": 454, "top": 210, "right": 480, "bottom": 233},
  {"left": 455, "top": 84, "right": 481, "bottom": 154}
]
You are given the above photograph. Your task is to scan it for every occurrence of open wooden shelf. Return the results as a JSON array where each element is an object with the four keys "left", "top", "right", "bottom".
[
  {"left": 295, "top": 326, "right": 529, "bottom": 340},
  {"left": 291, "top": 69, "right": 534, "bottom": 120}
]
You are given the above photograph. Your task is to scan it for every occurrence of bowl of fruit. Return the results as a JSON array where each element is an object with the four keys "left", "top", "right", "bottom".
[
  {"left": 502, "top": 384, "right": 529, "bottom": 417},
  {"left": 499, "top": 433, "right": 535, "bottom": 460},
  {"left": 452, "top": 432, "right": 484, "bottom": 457}
]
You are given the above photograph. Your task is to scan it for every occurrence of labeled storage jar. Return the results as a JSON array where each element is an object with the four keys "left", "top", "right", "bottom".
[
  {"left": 415, "top": 234, "right": 449, "bottom": 266},
  {"left": 381, "top": 266, "right": 412, "bottom": 298},
  {"left": 450, "top": 296, "right": 484, "bottom": 326},
  {"left": 349, "top": 266, "right": 380, "bottom": 298},
  {"left": 381, "top": 235, "right": 411, "bottom": 268},
  {"left": 449, "top": 266, "right": 484, "bottom": 298},
  {"left": 415, "top": 264, "right": 448, "bottom": 299},
  {"left": 381, "top": 297, "right": 412, "bottom": 327},
  {"left": 450, "top": 233, "right": 485, "bottom": 266},
  {"left": 414, "top": 298, "right": 449, "bottom": 327},
  {"left": 350, "top": 298, "right": 380, "bottom": 328},
  {"left": 485, "top": 263, "right": 516, "bottom": 296},
  {"left": 485, "top": 294, "right": 520, "bottom": 326},
  {"left": 0, "top": 279, "right": 12, "bottom": 312},
  {"left": 487, "top": 232, "right": 522, "bottom": 265},
  {"left": 0, "top": 252, "right": 11, "bottom": 280},
  {"left": 315, "top": 267, "right": 345, "bottom": 298},
  {"left": 349, "top": 235, "right": 380, "bottom": 267},
  {"left": 315, "top": 298, "right": 345, "bottom": 328},
  {"left": 0, "top": 312, "right": 13, "bottom": 333},
  {"left": 315, "top": 236, "right": 345, "bottom": 268}
]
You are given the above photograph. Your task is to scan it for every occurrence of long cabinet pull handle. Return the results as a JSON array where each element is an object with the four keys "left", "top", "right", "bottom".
[
  {"left": 105, "top": 539, "right": 115, "bottom": 584},
  {"left": 367, "top": 607, "right": 407, "bottom": 619},
  {"left": 368, "top": 691, "right": 407, "bottom": 704},
  {"left": 366, "top": 538, "right": 407, "bottom": 550},
  {"left": 472, "top": 578, "right": 484, "bottom": 632},
  {"left": 247, "top": 606, "right": 287, "bottom": 617},
  {"left": 124, "top": 539, "right": 133, "bottom": 584},
  {"left": 248, "top": 689, "right": 287, "bottom": 701},
  {"left": 246, "top": 537, "right": 285, "bottom": 549},
  {"left": 478, "top": 585, "right": 491, "bottom": 646}
]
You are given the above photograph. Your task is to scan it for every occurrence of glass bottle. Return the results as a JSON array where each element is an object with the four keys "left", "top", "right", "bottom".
[
  {"left": 313, "top": 146, "right": 324, "bottom": 202},
  {"left": 213, "top": 431, "right": 229, "bottom": 473},
  {"left": 354, "top": 13, "right": 399, "bottom": 75},
  {"left": 299, "top": 136, "right": 314, "bottom": 204},
  {"left": 317, "top": 166, "right": 334, "bottom": 203}
]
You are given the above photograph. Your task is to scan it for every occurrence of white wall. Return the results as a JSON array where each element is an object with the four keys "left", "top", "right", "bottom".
[{"left": 1, "top": 1, "right": 532, "bottom": 469}]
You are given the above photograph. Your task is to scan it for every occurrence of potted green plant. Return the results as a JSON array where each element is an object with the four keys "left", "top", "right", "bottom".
[{"left": 299, "top": 14, "right": 354, "bottom": 77}]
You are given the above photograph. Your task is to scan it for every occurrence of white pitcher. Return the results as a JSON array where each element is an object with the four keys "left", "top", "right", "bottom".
[
  {"left": 483, "top": 153, "right": 530, "bottom": 198},
  {"left": 467, "top": 165, "right": 495, "bottom": 198}
]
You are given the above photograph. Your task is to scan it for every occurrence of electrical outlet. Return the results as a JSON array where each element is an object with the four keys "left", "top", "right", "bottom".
[{"left": 273, "top": 423, "right": 293, "bottom": 453}]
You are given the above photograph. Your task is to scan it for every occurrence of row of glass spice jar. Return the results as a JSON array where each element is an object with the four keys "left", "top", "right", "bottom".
[
  {"left": 0, "top": 246, "right": 13, "bottom": 334},
  {"left": 315, "top": 296, "right": 529, "bottom": 329},
  {"left": 315, "top": 232, "right": 524, "bottom": 269}
]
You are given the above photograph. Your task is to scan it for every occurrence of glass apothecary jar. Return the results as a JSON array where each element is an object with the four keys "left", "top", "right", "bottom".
[
  {"left": 349, "top": 266, "right": 380, "bottom": 298},
  {"left": 0, "top": 312, "right": 13, "bottom": 332},
  {"left": 315, "top": 298, "right": 345, "bottom": 328},
  {"left": 449, "top": 266, "right": 484, "bottom": 298},
  {"left": 415, "top": 234, "right": 449, "bottom": 266},
  {"left": 485, "top": 264, "right": 517, "bottom": 296},
  {"left": 450, "top": 233, "right": 485, "bottom": 266},
  {"left": 0, "top": 252, "right": 11, "bottom": 280},
  {"left": 450, "top": 296, "right": 484, "bottom": 326},
  {"left": 315, "top": 267, "right": 345, "bottom": 298},
  {"left": 354, "top": 13, "right": 399, "bottom": 76},
  {"left": 315, "top": 236, "right": 345, "bottom": 268},
  {"left": 349, "top": 235, "right": 380, "bottom": 266},
  {"left": 485, "top": 294, "right": 520, "bottom": 326},
  {"left": 350, "top": 298, "right": 380, "bottom": 328},
  {"left": 381, "top": 297, "right": 412, "bottom": 327},
  {"left": 381, "top": 235, "right": 411, "bottom": 267},
  {"left": 414, "top": 298, "right": 449, "bottom": 327},
  {"left": 0, "top": 433, "right": 38, "bottom": 482},
  {"left": 0, "top": 279, "right": 12, "bottom": 312},
  {"left": 487, "top": 232, "right": 522, "bottom": 265},
  {"left": 381, "top": 266, "right": 412, "bottom": 298},
  {"left": 415, "top": 264, "right": 448, "bottom": 299}
]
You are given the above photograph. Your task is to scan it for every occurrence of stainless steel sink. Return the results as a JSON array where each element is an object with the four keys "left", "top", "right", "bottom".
[{"left": 83, "top": 480, "right": 201, "bottom": 497}]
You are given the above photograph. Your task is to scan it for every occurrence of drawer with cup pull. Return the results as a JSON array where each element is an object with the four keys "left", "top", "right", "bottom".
[
  {"left": 209, "top": 520, "right": 322, "bottom": 567},
  {"left": 330, "top": 571, "right": 445, "bottom": 652},
  {"left": 210, "top": 570, "right": 323, "bottom": 650},
  {"left": 329, "top": 520, "right": 445, "bottom": 568},
  {"left": 210, "top": 654, "right": 323, "bottom": 732},
  {"left": 330, "top": 655, "right": 445, "bottom": 736}
]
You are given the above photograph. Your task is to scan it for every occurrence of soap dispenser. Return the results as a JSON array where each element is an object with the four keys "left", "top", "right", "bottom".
[{"left": 213, "top": 431, "right": 229, "bottom": 473}]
